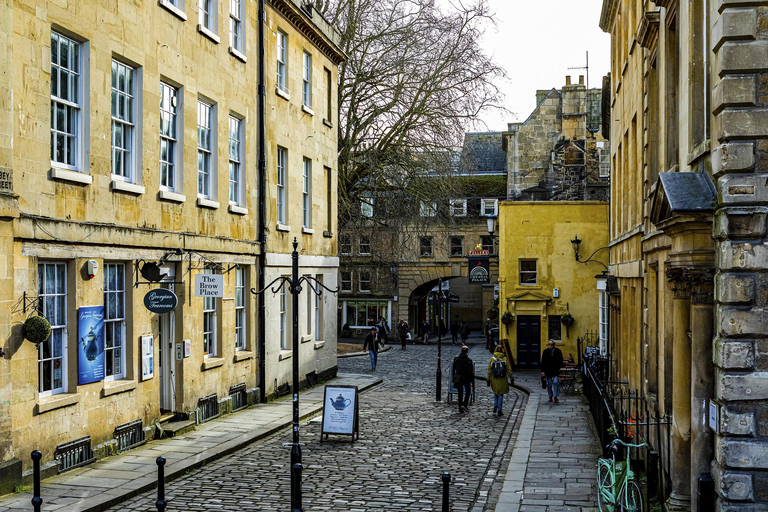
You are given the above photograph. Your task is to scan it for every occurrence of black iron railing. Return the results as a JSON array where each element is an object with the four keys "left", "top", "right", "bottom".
[
  {"left": 229, "top": 383, "right": 247, "bottom": 412},
  {"left": 197, "top": 393, "right": 220, "bottom": 423},
  {"left": 115, "top": 419, "right": 146, "bottom": 452},
  {"left": 54, "top": 436, "right": 95, "bottom": 472}
]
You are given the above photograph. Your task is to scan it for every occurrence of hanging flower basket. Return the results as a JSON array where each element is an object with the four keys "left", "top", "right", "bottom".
[
  {"left": 561, "top": 313, "right": 575, "bottom": 327},
  {"left": 500, "top": 311, "right": 515, "bottom": 325},
  {"left": 22, "top": 315, "right": 51, "bottom": 345},
  {"left": 486, "top": 306, "right": 499, "bottom": 320}
]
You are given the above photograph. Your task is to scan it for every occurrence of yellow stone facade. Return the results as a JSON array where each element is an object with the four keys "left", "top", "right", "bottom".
[
  {"left": 497, "top": 201, "right": 609, "bottom": 367},
  {"left": 0, "top": 0, "right": 342, "bottom": 484}
]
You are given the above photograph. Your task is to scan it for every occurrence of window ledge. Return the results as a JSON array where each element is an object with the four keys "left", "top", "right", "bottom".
[
  {"left": 301, "top": 335, "right": 312, "bottom": 343},
  {"left": 102, "top": 379, "right": 138, "bottom": 397},
  {"left": 313, "top": 341, "right": 325, "bottom": 350},
  {"left": 229, "top": 204, "right": 248, "bottom": 215},
  {"left": 37, "top": 393, "right": 81, "bottom": 414},
  {"left": 202, "top": 357, "right": 225, "bottom": 371},
  {"left": 323, "top": 230, "right": 333, "bottom": 238},
  {"left": 322, "top": 119, "right": 333, "bottom": 128},
  {"left": 277, "top": 223, "right": 291, "bottom": 232},
  {"left": 197, "top": 197, "right": 220, "bottom": 209},
  {"left": 158, "top": 190, "right": 186, "bottom": 203},
  {"left": 302, "top": 227, "right": 314, "bottom": 234},
  {"left": 50, "top": 167, "right": 92, "bottom": 185},
  {"left": 111, "top": 180, "right": 145, "bottom": 195},
  {"left": 234, "top": 350, "right": 254, "bottom": 362},
  {"left": 197, "top": 24, "right": 221, "bottom": 44},
  {"left": 229, "top": 46, "right": 247, "bottom": 62},
  {"left": 158, "top": 0, "right": 187, "bottom": 21},
  {"left": 358, "top": 253, "right": 371, "bottom": 257},
  {"left": 301, "top": 105, "right": 315, "bottom": 116},
  {"left": 275, "top": 88, "right": 291, "bottom": 101},
  {"left": 278, "top": 350, "right": 293, "bottom": 361},
  {"left": 359, "top": 290, "right": 372, "bottom": 294}
]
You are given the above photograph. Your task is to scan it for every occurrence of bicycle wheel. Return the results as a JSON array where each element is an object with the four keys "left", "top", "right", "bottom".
[
  {"left": 597, "top": 463, "right": 615, "bottom": 511},
  {"left": 619, "top": 479, "right": 642, "bottom": 512}
]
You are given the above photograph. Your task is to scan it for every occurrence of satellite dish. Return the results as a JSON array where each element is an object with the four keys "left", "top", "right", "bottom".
[{"left": 139, "top": 261, "right": 167, "bottom": 283}]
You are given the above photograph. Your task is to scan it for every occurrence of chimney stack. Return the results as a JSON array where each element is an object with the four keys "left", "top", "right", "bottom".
[
  {"left": 565, "top": 75, "right": 571, "bottom": 86},
  {"left": 579, "top": 75, "right": 585, "bottom": 85}
]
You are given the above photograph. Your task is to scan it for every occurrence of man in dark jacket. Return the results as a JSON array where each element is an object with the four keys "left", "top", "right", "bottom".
[
  {"left": 363, "top": 328, "right": 380, "bottom": 371},
  {"left": 397, "top": 320, "right": 410, "bottom": 350},
  {"left": 452, "top": 346, "right": 474, "bottom": 413},
  {"left": 540, "top": 340, "right": 564, "bottom": 402},
  {"left": 450, "top": 321, "right": 460, "bottom": 345}
]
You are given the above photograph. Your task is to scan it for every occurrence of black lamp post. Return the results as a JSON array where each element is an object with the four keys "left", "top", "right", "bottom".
[
  {"left": 251, "top": 238, "right": 338, "bottom": 511},
  {"left": 570, "top": 234, "right": 609, "bottom": 270},
  {"left": 435, "top": 277, "right": 443, "bottom": 402}
]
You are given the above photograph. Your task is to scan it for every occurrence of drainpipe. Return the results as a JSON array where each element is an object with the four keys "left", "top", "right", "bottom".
[{"left": 257, "top": 0, "right": 267, "bottom": 403}]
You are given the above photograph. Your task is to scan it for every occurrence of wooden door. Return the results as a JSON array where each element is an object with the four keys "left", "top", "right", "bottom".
[{"left": 516, "top": 315, "right": 541, "bottom": 369}]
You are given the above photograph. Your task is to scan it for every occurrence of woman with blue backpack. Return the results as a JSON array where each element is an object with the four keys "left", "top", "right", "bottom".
[{"left": 487, "top": 345, "right": 514, "bottom": 417}]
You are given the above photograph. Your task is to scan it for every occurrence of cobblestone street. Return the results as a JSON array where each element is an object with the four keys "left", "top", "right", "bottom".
[{"left": 109, "top": 342, "right": 525, "bottom": 512}]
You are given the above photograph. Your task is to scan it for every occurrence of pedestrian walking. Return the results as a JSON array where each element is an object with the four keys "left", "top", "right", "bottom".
[
  {"left": 452, "top": 345, "right": 474, "bottom": 413},
  {"left": 450, "top": 321, "right": 460, "bottom": 345},
  {"left": 459, "top": 322, "right": 470, "bottom": 345},
  {"left": 540, "top": 339, "right": 564, "bottom": 402},
  {"left": 484, "top": 318, "right": 493, "bottom": 352},
  {"left": 487, "top": 345, "right": 513, "bottom": 417},
  {"left": 422, "top": 320, "right": 430, "bottom": 344},
  {"left": 377, "top": 316, "right": 390, "bottom": 347},
  {"left": 363, "top": 327, "right": 380, "bottom": 371},
  {"left": 397, "top": 320, "right": 410, "bottom": 350}
]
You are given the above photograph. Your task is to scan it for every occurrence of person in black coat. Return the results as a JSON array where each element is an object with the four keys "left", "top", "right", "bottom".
[
  {"left": 450, "top": 322, "right": 460, "bottom": 345},
  {"left": 363, "top": 328, "right": 380, "bottom": 371},
  {"left": 452, "top": 345, "right": 474, "bottom": 413},
  {"left": 540, "top": 340, "right": 564, "bottom": 402}
]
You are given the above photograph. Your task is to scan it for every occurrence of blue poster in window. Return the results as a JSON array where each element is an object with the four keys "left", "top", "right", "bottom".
[{"left": 78, "top": 306, "right": 105, "bottom": 385}]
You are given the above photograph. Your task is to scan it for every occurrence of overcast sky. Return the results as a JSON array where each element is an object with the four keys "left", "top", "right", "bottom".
[{"left": 478, "top": 0, "right": 611, "bottom": 131}]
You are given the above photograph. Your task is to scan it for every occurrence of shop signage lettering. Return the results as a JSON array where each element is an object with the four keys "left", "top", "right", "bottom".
[
  {"left": 468, "top": 257, "right": 490, "bottom": 285},
  {"left": 78, "top": 306, "right": 105, "bottom": 385},
  {"left": 0, "top": 167, "right": 12, "bottom": 192},
  {"left": 144, "top": 288, "right": 178, "bottom": 313},
  {"left": 195, "top": 274, "right": 224, "bottom": 297}
]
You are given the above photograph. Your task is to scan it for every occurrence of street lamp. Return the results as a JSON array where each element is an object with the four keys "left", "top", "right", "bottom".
[
  {"left": 251, "top": 238, "right": 338, "bottom": 511},
  {"left": 486, "top": 215, "right": 497, "bottom": 236},
  {"left": 569, "top": 234, "right": 608, "bottom": 270}
]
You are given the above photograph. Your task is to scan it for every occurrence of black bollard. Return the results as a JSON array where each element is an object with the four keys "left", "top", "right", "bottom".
[
  {"left": 156, "top": 457, "right": 166, "bottom": 512},
  {"left": 441, "top": 472, "right": 450, "bottom": 512},
  {"left": 31, "top": 450, "right": 42, "bottom": 512},
  {"left": 292, "top": 462, "right": 303, "bottom": 512}
]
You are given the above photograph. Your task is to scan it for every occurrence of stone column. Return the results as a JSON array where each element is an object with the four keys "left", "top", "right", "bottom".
[{"left": 665, "top": 267, "right": 692, "bottom": 510}]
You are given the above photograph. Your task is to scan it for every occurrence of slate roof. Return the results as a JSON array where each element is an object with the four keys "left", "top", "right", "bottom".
[
  {"left": 459, "top": 132, "right": 507, "bottom": 175},
  {"left": 658, "top": 170, "right": 716, "bottom": 212}
]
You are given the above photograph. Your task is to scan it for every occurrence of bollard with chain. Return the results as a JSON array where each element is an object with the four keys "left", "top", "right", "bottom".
[
  {"left": 156, "top": 457, "right": 167, "bottom": 511},
  {"left": 441, "top": 472, "right": 451, "bottom": 512},
  {"left": 292, "top": 462, "right": 303, "bottom": 511},
  {"left": 30, "top": 450, "right": 42, "bottom": 512}
]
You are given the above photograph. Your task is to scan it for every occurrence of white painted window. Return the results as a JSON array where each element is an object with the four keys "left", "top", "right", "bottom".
[
  {"left": 481, "top": 198, "right": 498, "bottom": 217},
  {"left": 420, "top": 201, "right": 437, "bottom": 217},
  {"left": 277, "top": 146, "right": 287, "bottom": 224},
  {"left": 38, "top": 262, "right": 68, "bottom": 396},
  {"left": 203, "top": 268, "right": 218, "bottom": 357},
  {"left": 303, "top": 157, "right": 312, "bottom": 228},
  {"left": 276, "top": 31, "right": 287, "bottom": 92},
  {"left": 305, "top": 274, "right": 313, "bottom": 335},
  {"left": 340, "top": 271, "right": 352, "bottom": 293},
  {"left": 340, "top": 235, "right": 352, "bottom": 256},
  {"left": 235, "top": 267, "right": 246, "bottom": 351},
  {"left": 598, "top": 141, "right": 610, "bottom": 178},
  {"left": 197, "top": 100, "right": 214, "bottom": 198},
  {"left": 229, "top": 0, "right": 244, "bottom": 52},
  {"left": 199, "top": 0, "right": 217, "bottom": 33},
  {"left": 359, "top": 236, "right": 371, "bottom": 255},
  {"left": 361, "top": 196, "right": 374, "bottom": 218},
  {"left": 111, "top": 60, "right": 136, "bottom": 182},
  {"left": 229, "top": 115, "right": 243, "bottom": 205},
  {"left": 279, "top": 282, "right": 288, "bottom": 350},
  {"left": 599, "top": 290, "right": 609, "bottom": 354},
  {"left": 302, "top": 51, "right": 312, "bottom": 107},
  {"left": 314, "top": 275, "right": 323, "bottom": 341},
  {"left": 160, "top": 83, "right": 180, "bottom": 191},
  {"left": 450, "top": 199, "right": 467, "bottom": 217},
  {"left": 359, "top": 271, "right": 371, "bottom": 293},
  {"left": 520, "top": 259, "right": 537, "bottom": 285},
  {"left": 50, "top": 32, "right": 82, "bottom": 170},
  {"left": 104, "top": 263, "right": 126, "bottom": 380}
]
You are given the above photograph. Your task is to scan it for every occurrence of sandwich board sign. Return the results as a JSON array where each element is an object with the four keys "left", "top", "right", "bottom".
[{"left": 321, "top": 385, "right": 359, "bottom": 442}]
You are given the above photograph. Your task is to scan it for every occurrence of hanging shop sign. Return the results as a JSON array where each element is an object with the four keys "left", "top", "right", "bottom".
[
  {"left": 78, "top": 306, "right": 105, "bottom": 385},
  {"left": 468, "top": 257, "right": 490, "bottom": 285},
  {"left": 143, "top": 288, "right": 178, "bottom": 313},
  {"left": 195, "top": 274, "right": 224, "bottom": 297},
  {"left": 321, "top": 385, "right": 359, "bottom": 442}
]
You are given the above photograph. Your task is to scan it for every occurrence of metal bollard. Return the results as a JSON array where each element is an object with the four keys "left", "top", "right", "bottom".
[
  {"left": 292, "top": 462, "right": 303, "bottom": 511},
  {"left": 442, "top": 472, "right": 451, "bottom": 512},
  {"left": 156, "top": 457, "right": 166, "bottom": 512},
  {"left": 31, "top": 450, "right": 42, "bottom": 512}
]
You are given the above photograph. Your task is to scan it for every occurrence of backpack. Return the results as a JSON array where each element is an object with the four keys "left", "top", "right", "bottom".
[{"left": 491, "top": 359, "right": 506, "bottom": 378}]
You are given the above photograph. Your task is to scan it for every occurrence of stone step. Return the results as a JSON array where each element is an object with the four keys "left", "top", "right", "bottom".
[{"left": 158, "top": 420, "right": 196, "bottom": 438}]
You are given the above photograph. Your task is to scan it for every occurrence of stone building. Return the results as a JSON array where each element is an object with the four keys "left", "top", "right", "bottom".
[
  {"left": 601, "top": 0, "right": 768, "bottom": 509},
  {"left": 0, "top": 0, "right": 342, "bottom": 490}
]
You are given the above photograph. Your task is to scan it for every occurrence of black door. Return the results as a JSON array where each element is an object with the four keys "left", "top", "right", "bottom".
[{"left": 517, "top": 315, "right": 541, "bottom": 369}]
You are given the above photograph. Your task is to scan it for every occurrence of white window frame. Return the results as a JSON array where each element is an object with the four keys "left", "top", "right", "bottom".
[
  {"left": 598, "top": 142, "right": 610, "bottom": 178},
  {"left": 199, "top": 0, "right": 217, "bottom": 34},
  {"left": 279, "top": 282, "right": 288, "bottom": 350},
  {"left": 314, "top": 275, "right": 323, "bottom": 341},
  {"left": 361, "top": 196, "right": 374, "bottom": 218},
  {"left": 302, "top": 51, "right": 312, "bottom": 107},
  {"left": 235, "top": 266, "right": 246, "bottom": 351},
  {"left": 340, "top": 271, "right": 352, "bottom": 293},
  {"left": 111, "top": 60, "right": 137, "bottom": 182},
  {"left": 229, "top": 0, "right": 244, "bottom": 53},
  {"left": 305, "top": 274, "right": 313, "bottom": 336},
  {"left": 599, "top": 290, "right": 609, "bottom": 354},
  {"left": 38, "top": 262, "right": 68, "bottom": 397},
  {"left": 340, "top": 235, "right": 352, "bottom": 256},
  {"left": 197, "top": 100, "right": 215, "bottom": 199},
  {"left": 420, "top": 201, "right": 437, "bottom": 217},
  {"left": 203, "top": 268, "right": 218, "bottom": 357},
  {"left": 160, "top": 82, "right": 181, "bottom": 192},
  {"left": 228, "top": 115, "right": 244, "bottom": 205},
  {"left": 276, "top": 30, "right": 287, "bottom": 92},
  {"left": 520, "top": 259, "right": 538, "bottom": 285},
  {"left": 359, "top": 236, "right": 371, "bottom": 256},
  {"left": 359, "top": 271, "right": 371, "bottom": 293},
  {"left": 51, "top": 32, "right": 86, "bottom": 172},
  {"left": 450, "top": 199, "right": 467, "bottom": 217},
  {"left": 303, "top": 157, "right": 312, "bottom": 228},
  {"left": 481, "top": 198, "right": 498, "bottom": 217},
  {"left": 104, "top": 263, "right": 126, "bottom": 380},
  {"left": 277, "top": 146, "right": 287, "bottom": 224}
]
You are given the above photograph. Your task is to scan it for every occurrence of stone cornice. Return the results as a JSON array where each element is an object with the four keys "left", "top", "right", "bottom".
[
  {"left": 637, "top": 11, "right": 660, "bottom": 49},
  {"left": 599, "top": 0, "right": 619, "bottom": 33},
  {"left": 269, "top": 0, "right": 346, "bottom": 65}
]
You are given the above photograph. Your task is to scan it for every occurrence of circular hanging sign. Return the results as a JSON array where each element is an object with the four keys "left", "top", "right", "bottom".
[{"left": 143, "top": 289, "right": 178, "bottom": 314}]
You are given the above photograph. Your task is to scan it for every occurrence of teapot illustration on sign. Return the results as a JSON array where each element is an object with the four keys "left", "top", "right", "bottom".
[
  {"left": 329, "top": 394, "right": 352, "bottom": 410},
  {"left": 81, "top": 326, "right": 103, "bottom": 361}
]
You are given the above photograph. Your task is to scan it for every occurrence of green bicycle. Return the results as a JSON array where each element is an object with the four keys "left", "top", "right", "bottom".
[{"left": 597, "top": 438, "right": 648, "bottom": 511}]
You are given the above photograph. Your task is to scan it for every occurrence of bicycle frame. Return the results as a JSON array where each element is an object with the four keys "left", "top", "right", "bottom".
[{"left": 597, "top": 439, "right": 648, "bottom": 512}]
